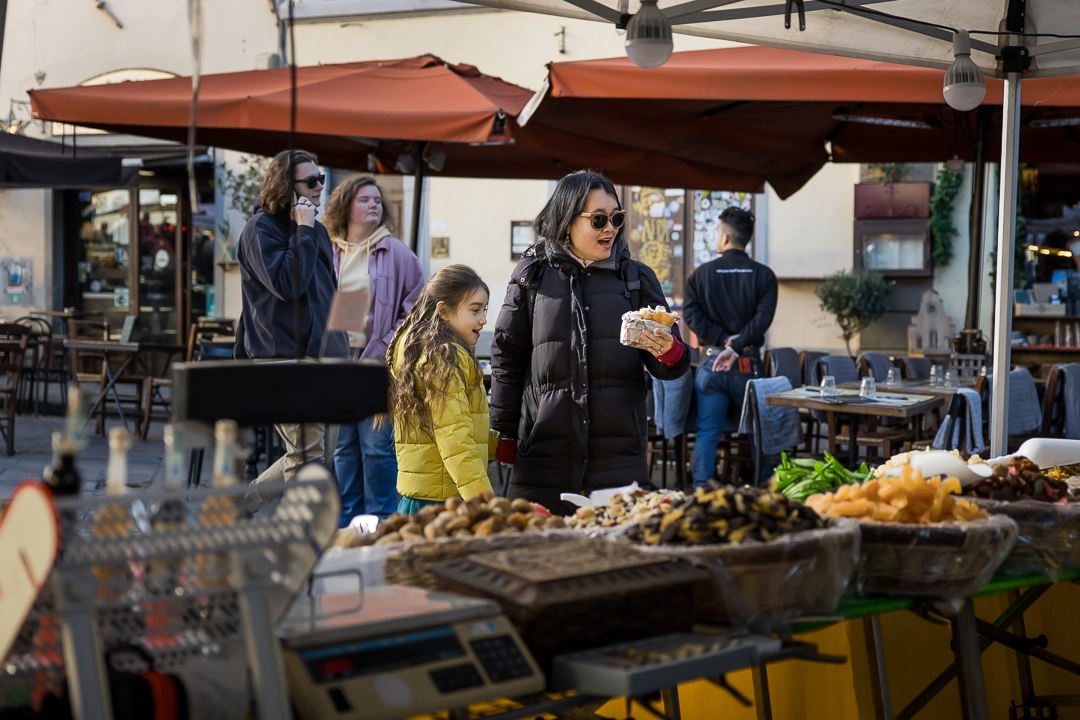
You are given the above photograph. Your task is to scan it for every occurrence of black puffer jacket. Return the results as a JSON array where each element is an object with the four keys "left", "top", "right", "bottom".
[{"left": 490, "top": 240, "right": 690, "bottom": 512}]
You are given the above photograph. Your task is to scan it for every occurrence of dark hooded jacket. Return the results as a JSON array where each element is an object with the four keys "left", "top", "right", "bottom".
[{"left": 490, "top": 240, "right": 690, "bottom": 512}]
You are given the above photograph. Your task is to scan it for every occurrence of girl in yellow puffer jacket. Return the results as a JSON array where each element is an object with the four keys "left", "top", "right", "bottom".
[{"left": 387, "top": 265, "right": 499, "bottom": 515}]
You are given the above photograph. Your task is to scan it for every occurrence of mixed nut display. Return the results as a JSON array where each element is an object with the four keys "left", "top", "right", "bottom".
[
  {"left": 965, "top": 457, "right": 1076, "bottom": 503},
  {"left": 332, "top": 490, "right": 565, "bottom": 549}
]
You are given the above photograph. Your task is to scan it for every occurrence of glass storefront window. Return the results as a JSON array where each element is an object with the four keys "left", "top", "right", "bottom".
[
  {"left": 137, "top": 189, "right": 179, "bottom": 343},
  {"left": 77, "top": 189, "right": 132, "bottom": 336}
]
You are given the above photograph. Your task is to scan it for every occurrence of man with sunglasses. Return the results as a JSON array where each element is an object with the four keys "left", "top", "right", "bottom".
[
  {"left": 238, "top": 150, "right": 348, "bottom": 507},
  {"left": 684, "top": 207, "right": 777, "bottom": 488}
]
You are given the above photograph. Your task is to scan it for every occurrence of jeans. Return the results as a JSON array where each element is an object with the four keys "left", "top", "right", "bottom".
[
  {"left": 691, "top": 363, "right": 767, "bottom": 487},
  {"left": 334, "top": 418, "right": 399, "bottom": 525}
]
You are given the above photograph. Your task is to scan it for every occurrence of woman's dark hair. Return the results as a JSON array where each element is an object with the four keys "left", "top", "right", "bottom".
[
  {"left": 533, "top": 170, "right": 622, "bottom": 252},
  {"left": 259, "top": 149, "right": 319, "bottom": 217},
  {"left": 719, "top": 207, "right": 755, "bottom": 248}
]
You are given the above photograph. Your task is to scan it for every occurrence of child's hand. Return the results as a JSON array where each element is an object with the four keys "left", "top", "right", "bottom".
[{"left": 495, "top": 439, "right": 517, "bottom": 466}]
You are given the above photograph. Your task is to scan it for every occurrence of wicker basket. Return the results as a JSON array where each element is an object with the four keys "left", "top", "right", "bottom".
[
  {"left": 856, "top": 515, "right": 1018, "bottom": 600},
  {"left": 428, "top": 537, "right": 707, "bottom": 672},
  {"left": 634, "top": 520, "right": 861, "bottom": 632},
  {"left": 969, "top": 498, "right": 1080, "bottom": 580},
  {"left": 382, "top": 530, "right": 574, "bottom": 590}
]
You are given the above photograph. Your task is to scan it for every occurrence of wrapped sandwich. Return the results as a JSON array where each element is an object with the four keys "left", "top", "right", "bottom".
[{"left": 620, "top": 305, "right": 678, "bottom": 347}]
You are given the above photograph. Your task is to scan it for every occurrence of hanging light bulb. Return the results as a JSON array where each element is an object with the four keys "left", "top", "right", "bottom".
[
  {"left": 626, "top": 0, "right": 672, "bottom": 69},
  {"left": 943, "top": 30, "right": 986, "bottom": 112}
]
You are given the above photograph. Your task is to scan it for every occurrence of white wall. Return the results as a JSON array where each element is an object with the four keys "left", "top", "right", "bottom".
[
  {"left": 0, "top": 189, "right": 49, "bottom": 314},
  {"left": 932, "top": 165, "right": 974, "bottom": 335}
]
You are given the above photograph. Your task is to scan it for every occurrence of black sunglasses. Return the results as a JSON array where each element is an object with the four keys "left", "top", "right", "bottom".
[
  {"left": 295, "top": 173, "right": 326, "bottom": 190},
  {"left": 579, "top": 210, "right": 626, "bottom": 231}
]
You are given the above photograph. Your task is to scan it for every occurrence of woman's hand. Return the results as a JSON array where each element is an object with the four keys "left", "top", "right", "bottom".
[{"left": 634, "top": 328, "right": 675, "bottom": 358}]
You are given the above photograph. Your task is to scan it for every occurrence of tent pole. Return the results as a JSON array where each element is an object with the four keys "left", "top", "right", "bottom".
[
  {"left": 410, "top": 142, "right": 427, "bottom": 253},
  {"left": 990, "top": 74, "right": 1022, "bottom": 458},
  {"left": 965, "top": 106, "right": 989, "bottom": 330}
]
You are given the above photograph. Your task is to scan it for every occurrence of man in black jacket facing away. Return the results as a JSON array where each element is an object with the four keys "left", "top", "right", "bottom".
[{"left": 683, "top": 207, "right": 777, "bottom": 487}]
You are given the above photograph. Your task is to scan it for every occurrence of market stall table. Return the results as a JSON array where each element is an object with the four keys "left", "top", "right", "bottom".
[{"left": 765, "top": 388, "right": 944, "bottom": 468}]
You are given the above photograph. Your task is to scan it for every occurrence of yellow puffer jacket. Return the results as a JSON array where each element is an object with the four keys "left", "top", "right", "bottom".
[{"left": 392, "top": 340, "right": 498, "bottom": 501}]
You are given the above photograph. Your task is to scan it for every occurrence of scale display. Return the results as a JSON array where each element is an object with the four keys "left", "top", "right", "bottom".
[{"left": 302, "top": 626, "right": 465, "bottom": 683}]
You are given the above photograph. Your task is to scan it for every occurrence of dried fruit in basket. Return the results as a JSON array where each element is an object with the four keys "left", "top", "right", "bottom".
[
  {"left": 626, "top": 485, "right": 826, "bottom": 546},
  {"left": 965, "top": 456, "right": 1074, "bottom": 503},
  {"left": 567, "top": 489, "right": 687, "bottom": 529},
  {"left": 805, "top": 469, "right": 986, "bottom": 523}
]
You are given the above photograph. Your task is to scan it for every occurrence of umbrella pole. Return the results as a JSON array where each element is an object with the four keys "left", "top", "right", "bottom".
[
  {"left": 410, "top": 142, "right": 427, "bottom": 253},
  {"left": 965, "top": 106, "right": 990, "bottom": 330},
  {"left": 990, "top": 74, "right": 1022, "bottom": 458}
]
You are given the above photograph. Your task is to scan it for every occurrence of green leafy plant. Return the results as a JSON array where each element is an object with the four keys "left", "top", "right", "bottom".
[
  {"left": 216, "top": 154, "right": 269, "bottom": 261},
  {"left": 929, "top": 166, "right": 964, "bottom": 267},
  {"left": 815, "top": 269, "right": 893, "bottom": 357},
  {"left": 867, "top": 162, "right": 911, "bottom": 184}
]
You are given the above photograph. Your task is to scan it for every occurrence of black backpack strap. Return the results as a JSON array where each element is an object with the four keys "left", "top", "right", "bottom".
[
  {"left": 624, "top": 259, "right": 642, "bottom": 310},
  {"left": 518, "top": 246, "right": 545, "bottom": 325}
]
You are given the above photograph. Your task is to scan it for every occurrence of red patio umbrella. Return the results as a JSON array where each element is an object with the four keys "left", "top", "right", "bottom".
[
  {"left": 524, "top": 45, "right": 1080, "bottom": 198},
  {"left": 28, "top": 54, "right": 776, "bottom": 194}
]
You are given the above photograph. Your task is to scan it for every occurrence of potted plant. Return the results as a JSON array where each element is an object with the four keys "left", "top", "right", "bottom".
[{"left": 815, "top": 269, "right": 893, "bottom": 357}]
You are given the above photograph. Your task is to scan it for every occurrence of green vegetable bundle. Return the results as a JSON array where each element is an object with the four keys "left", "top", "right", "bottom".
[{"left": 772, "top": 452, "right": 873, "bottom": 503}]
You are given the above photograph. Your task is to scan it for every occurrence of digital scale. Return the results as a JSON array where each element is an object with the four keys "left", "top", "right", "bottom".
[{"left": 279, "top": 585, "right": 545, "bottom": 720}]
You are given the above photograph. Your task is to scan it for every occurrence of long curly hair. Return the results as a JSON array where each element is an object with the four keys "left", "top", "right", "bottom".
[
  {"left": 323, "top": 175, "right": 395, "bottom": 240},
  {"left": 258, "top": 149, "right": 319, "bottom": 217},
  {"left": 387, "top": 265, "right": 489, "bottom": 438}
]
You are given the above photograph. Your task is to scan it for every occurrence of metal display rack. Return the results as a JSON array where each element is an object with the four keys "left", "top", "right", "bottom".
[{"left": 0, "top": 476, "right": 340, "bottom": 720}]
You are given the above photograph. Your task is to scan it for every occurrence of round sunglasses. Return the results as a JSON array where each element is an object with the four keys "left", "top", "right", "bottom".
[
  {"left": 294, "top": 173, "right": 326, "bottom": 190},
  {"left": 579, "top": 210, "right": 626, "bottom": 231}
]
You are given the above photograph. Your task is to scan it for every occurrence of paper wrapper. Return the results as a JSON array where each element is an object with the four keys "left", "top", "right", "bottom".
[{"left": 619, "top": 310, "right": 678, "bottom": 347}]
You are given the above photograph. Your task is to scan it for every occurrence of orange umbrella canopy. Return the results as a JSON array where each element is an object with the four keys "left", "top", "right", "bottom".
[
  {"left": 526, "top": 45, "right": 1080, "bottom": 198},
  {"left": 28, "top": 54, "right": 777, "bottom": 193}
]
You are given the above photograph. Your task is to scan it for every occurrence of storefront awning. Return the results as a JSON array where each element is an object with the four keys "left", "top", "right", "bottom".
[{"left": 0, "top": 132, "right": 137, "bottom": 188}]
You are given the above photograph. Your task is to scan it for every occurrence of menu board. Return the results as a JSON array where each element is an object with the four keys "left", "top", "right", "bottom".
[{"left": 624, "top": 187, "right": 686, "bottom": 307}]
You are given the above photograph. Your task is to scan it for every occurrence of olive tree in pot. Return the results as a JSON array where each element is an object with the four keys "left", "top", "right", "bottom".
[{"left": 815, "top": 269, "right": 892, "bottom": 358}]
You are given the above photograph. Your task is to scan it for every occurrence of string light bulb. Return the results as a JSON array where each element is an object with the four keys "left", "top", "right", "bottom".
[{"left": 943, "top": 30, "right": 986, "bottom": 112}]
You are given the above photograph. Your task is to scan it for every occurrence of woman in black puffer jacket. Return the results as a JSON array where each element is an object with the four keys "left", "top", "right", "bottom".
[{"left": 490, "top": 171, "right": 690, "bottom": 514}]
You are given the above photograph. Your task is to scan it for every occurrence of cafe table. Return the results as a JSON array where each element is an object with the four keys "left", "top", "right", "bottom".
[
  {"left": 765, "top": 387, "right": 944, "bottom": 468},
  {"left": 63, "top": 339, "right": 184, "bottom": 433}
]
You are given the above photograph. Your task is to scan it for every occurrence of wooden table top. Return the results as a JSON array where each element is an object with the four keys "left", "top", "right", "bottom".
[{"left": 765, "top": 387, "right": 945, "bottom": 418}]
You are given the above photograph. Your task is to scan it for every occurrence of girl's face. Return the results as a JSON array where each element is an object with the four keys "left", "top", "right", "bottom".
[
  {"left": 440, "top": 288, "right": 489, "bottom": 346},
  {"left": 350, "top": 184, "right": 383, "bottom": 234},
  {"left": 568, "top": 188, "right": 620, "bottom": 263}
]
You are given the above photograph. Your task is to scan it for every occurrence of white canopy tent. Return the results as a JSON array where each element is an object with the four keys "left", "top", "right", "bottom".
[{"left": 459, "top": 0, "right": 1080, "bottom": 457}]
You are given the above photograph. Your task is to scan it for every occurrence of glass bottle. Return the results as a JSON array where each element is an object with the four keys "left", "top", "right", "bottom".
[
  {"left": 42, "top": 431, "right": 82, "bottom": 497},
  {"left": 105, "top": 428, "right": 132, "bottom": 497},
  {"left": 212, "top": 419, "right": 240, "bottom": 487}
]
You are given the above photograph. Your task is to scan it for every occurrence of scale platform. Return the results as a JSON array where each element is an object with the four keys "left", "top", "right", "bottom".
[
  {"left": 551, "top": 633, "right": 781, "bottom": 697},
  {"left": 279, "top": 585, "right": 544, "bottom": 720}
]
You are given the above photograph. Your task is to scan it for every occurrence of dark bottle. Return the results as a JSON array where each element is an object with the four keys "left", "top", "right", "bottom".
[{"left": 42, "top": 431, "right": 81, "bottom": 497}]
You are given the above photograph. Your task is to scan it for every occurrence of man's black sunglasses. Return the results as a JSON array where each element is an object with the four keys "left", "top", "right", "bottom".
[{"left": 295, "top": 174, "right": 326, "bottom": 190}]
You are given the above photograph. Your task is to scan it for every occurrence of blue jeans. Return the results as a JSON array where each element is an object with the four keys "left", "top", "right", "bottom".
[
  {"left": 334, "top": 418, "right": 399, "bottom": 525},
  {"left": 691, "top": 364, "right": 765, "bottom": 487}
]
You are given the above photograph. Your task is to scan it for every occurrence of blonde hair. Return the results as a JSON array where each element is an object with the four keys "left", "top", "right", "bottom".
[
  {"left": 324, "top": 175, "right": 393, "bottom": 240},
  {"left": 387, "top": 265, "right": 489, "bottom": 437},
  {"left": 258, "top": 149, "right": 319, "bottom": 216}
]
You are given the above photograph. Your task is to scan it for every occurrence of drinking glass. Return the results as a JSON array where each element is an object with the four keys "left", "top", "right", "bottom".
[
  {"left": 885, "top": 367, "right": 902, "bottom": 387},
  {"left": 929, "top": 364, "right": 942, "bottom": 387},
  {"left": 860, "top": 377, "right": 877, "bottom": 399},
  {"left": 944, "top": 369, "right": 959, "bottom": 388},
  {"left": 820, "top": 375, "right": 837, "bottom": 397}
]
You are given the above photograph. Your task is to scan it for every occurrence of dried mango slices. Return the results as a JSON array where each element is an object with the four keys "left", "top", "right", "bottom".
[{"left": 806, "top": 469, "right": 986, "bottom": 524}]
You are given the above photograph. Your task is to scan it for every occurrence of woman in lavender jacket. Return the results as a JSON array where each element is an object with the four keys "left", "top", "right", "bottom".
[{"left": 324, "top": 175, "right": 424, "bottom": 525}]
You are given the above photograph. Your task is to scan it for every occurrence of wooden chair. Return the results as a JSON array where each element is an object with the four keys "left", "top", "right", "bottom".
[
  {"left": 0, "top": 324, "right": 30, "bottom": 455},
  {"left": 146, "top": 321, "right": 236, "bottom": 440},
  {"left": 798, "top": 350, "right": 827, "bottom": 453},
  {"left": 14, "top": 316, "right": 66, "bottom": 414}
]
